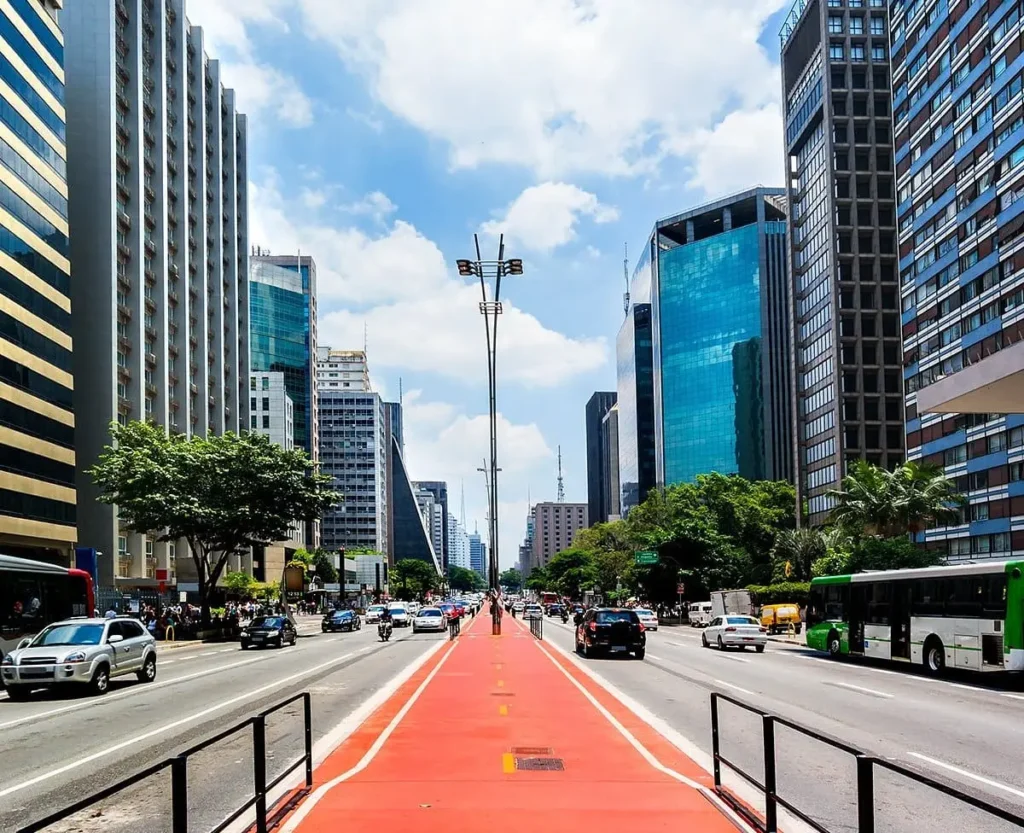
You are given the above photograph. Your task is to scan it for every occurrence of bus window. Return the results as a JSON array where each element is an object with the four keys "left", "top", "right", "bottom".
[
  {"left": 980, "top": 574, "right": 1007, "bottom": 618},
  {"left": 912, "top": 578, "right": 945, "bottom": 616},
  {"left": 807, "top": 587, "right": 825, "bottom": 626},
  {"left": 824, "top": 585, "right": 847, "bottom": 620},
  {"left": 866, "top": 582, "right": 891, "bottom": 625}
]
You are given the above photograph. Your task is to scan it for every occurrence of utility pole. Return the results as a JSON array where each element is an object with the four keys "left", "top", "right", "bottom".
[{"left": 557, "top": 445, "right": 565, "bottom": 503}]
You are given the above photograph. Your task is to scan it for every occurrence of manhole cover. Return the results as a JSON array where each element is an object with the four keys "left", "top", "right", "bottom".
[
  {"left": 511, "top": 746, "right": 552, "bottom": 755},
  {"left": 515, "top": 757, "right": 564, "bottom": 771}
]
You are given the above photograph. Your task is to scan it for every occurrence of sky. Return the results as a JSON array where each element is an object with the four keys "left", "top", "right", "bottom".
[{"left": 187, "top": 0, "right": 795, "bottom": 568}]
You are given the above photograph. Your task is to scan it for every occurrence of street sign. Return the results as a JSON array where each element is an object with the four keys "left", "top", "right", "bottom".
[
  {"left": 677, "top": 582, "right": 686, "bottom": 595},
  {"left": 324, "top": 582, "right": 341, "bottom": 592},
  {"left": 634, "top": 550, "right": 659, "bottom": 565}
]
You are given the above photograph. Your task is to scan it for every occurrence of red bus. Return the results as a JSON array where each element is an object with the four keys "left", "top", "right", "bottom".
[
  {"left": 540, "top": 591, "right": 559, "bottom": 607},
  {"left": 0, "top": 554, "right": 95, "bottom": 661}
]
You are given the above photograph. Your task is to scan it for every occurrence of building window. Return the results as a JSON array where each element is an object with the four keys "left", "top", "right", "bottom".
[
  {"left": 869, "top": 16, "right": 884, "bottom": 34},
  {"left": 849, "top": 17, "right": 864, "bottom": 34},
  {"left": 262, "top": 377, "right": 270, "bottom": 390},
  {"left": 830, "top": 42, "right": 845, "bottom": 60},
  {"left": 262, "top": 396, "right": 269, "bottom": 411},
  {"left": 251, "top": 415, "right": 257, "bottom": 429},
  {"left": 262, "top": 415, "right": 270, "bottom": 429},
  {"left": 850, "top": 43, "right": 866, "bottom": 61},
  {"left": 828, "top": 16, "right": 843, "bottom": 33},
  {"left": 872, "top": 45, "right": 886, "bottom": 61},
  {"left": 250, "top": 377, "right": 256, "bottom": 389}
]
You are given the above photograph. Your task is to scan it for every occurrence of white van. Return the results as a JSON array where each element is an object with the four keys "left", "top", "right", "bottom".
[{"left": 688, "top": 602, "right": 714, "bottom": 628}]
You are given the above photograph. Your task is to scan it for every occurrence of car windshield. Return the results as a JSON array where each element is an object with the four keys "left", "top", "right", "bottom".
[
  {"left": 331, "top": 611, "right": 350, "bottom": 619},
  {"left": 368, "top": 606, "right": 385, "bottom": 613},
  {"left": 727, "top": 616, "right": 758, "bottom": 625},
  {"left": 635, "top": 609, "right": 653, "bottom": 616},
  {"left": 390, "top": 607, "right": 406, "bottom": 615},
  {"left": 419, "top": 609, "right": 442, "bottom": 617},
  {"left": 251, "top": 617, "right": 284, "bottom": 628},
  {"left": 595, "top": 610, "right": 637, "bottom": 624},
  {"left": 31, "top": 623, "right": 104, "bottom": 647}
]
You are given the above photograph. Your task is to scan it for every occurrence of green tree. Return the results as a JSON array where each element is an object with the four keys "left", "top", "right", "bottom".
[
  {"left": 448, "top": 565, "right": 485, "bottom": 592},
  {"left": 524, "top": 566, "right": 549, "bottom": 592},
  {"left": 849, "top": 535, "right": 943, "bottom": 572},
  {"left": 829, "top": 461, "right": 964, "bottom": 537},
  {"left": 499, "top": 567, "right": 522, "bottom": 591},
  {"left": 391, "top": 558, "right": 439, "bottom": 599},
  {"left": 770, "top": 528, "right": 827, "bottom": 583},
  {"left": 223, "top": 571, "right": 257, "bottom": 595},
  {"left": 546, "top": 548, "right": 597, "bottom": 599},
  {"left": 574, "top": 522, "right": 636, "bottom": 594},
  {"left": 311, "top": 549, "right": 339, "bottom": 584},
  {"left": 89, "top": 421, "right": 339, "bottom": 624}
]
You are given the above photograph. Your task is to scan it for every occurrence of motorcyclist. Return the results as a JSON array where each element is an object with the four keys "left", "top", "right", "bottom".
[
  {"left": 378, "top": 605, "right": 393, "bottom": 639},
  {"left": 560, "top": 606, "right": 569, "bottom": 624}
]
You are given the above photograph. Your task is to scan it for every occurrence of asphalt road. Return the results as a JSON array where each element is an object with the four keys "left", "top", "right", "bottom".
[
  {"left": 541, "top": 617, "right": 1024, "bottom": 833},
  {"left": 0, "top": 616, "right": 445, "bottom": 833}
]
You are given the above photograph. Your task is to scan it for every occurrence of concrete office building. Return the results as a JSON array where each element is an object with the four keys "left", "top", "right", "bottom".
[
  {"left": 468, "top": 530, "right": 486, "bottom": 580},
  {"left": 415, "top": 487, "right": 444, "bottom": 560},
  {"left": 66, "top": 0, "right": 250, "bottom": 585},
  {"left": 0, "top": 0, "right": 76, "bottom": 563},
  {"left": 780, "top": 0, "right": 904, "bottom": 525},
  {"left": 634, "top": 188, "right": 792, "bottom": 489},
  {"left": 585, "top": 391, "right": 617, "bottom": 525},
  {"left": 602, "top": 405, "right": 621, "bottom": 521},
  {"left": 318, "top": 389, "right": 387, "bottom": 554},
  {"left": 413, "top": 480, "right": 449, "bottom": 568},
  {"left": 894, "top": 0, "right": 1024, "bottom": 561},
  {"left": 519, "top": 506, "right": 535, "bottom": 578},
  {"left": 530, "top": 502, "right": 588, "bottom": 571},
  {"left": 316, "top": 346, "right": 370, "bottom": 392}
]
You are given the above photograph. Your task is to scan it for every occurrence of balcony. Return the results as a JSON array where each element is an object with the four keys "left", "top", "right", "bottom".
[
  {"left": 117, "top": 303, "right": 132, "bottom": 320},
  {"left": 118, "top": 365, "right": 131, "bottom": 382},
  {"left": 170, "top": 399, "right": 180, "bottom": 412},
  {"left": 145, "top": 325, "right": 157, "bottom": 340},
  {"left": 190, "top": 383, "right": 198, "bottom": 395},
  {"left": 144, "top": 236, "right": 157, "bottom": 253},
  {"left": 117, "top": 335, "right": 132, "bottom": 351},
  {"left": 117, "top": 273, "right": 130, "bottom": 291},
  {"left": 145, "top": 352, "right": 157, "bottom": 366},
  {"left": 146, "top": 382, "right": 157, "bottom": 396},
  {"left": 117, "top": 396, "right": 132, "bottom": 413},
  {"left": 168, "top": 343, "right": 179, "bottom": 356},
  {"left": 144, "top": 296, "right": 156, "bottom": 312},
  {"left": 169, "top": 262, "right": 179, "bottom": 276},
  {"left": 116, "top": 90, "right": 131, "bottom": 111},
  {"left": 168, "top": 289, "right": 178, "bottom": 304},
  {"left": 118, "top": 210, "right": 131, "bottom": 229}
]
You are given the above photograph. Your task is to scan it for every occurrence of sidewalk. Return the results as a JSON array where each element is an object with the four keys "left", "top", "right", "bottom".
[{"left": 282, "top": 614, "right": 746, "bottom": 832}]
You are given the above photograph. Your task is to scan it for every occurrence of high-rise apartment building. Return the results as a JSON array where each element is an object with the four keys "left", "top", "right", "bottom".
[
  {"left": 413, "top": 481, "right": 449, "bottom": 568},
  {"left": 781, "top": 0, "right": 904, "bottom": 525},
  {"left": 602, "top": 404, "right": 621, "bottom": 521},
  {"left": 0, "top": 0, "right": 76, "bottom": 563},
  {"left": 66, "top": 0, "right": 250, "bottom": 584},
  {"left": 447, "top": 513, "right": 470, "bottom": 570},
  {"left": 318, "top": 389, "right": 387, "bottom": 554},
  {"left": 415, "top": 487, "right": 444, "bottom": 558},
  {"left": 585, "top": 391, "right": 617, "bottom": 524},
  {"left": 636, "top": 188, "right": 792, "bottom": 487},
  {"left": 530, "top": 502, "right": 588, "bottom": 571},
  {"left": 316, "top": 346, "right": 370, "bottom": 392},
  {"left": 616, "top": 258, "right": 656, "bottom": 515},
  {"left": 468, "top": 530, "right": 486, "bottom": 580},
  {"left": 519, "top": 505, "right": 536, "bottom": 578},
  {"left": 894, "top": 0, "right": 1024, "bottom": 561}
]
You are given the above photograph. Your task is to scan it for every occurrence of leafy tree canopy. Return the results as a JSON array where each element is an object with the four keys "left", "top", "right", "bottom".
[
  {"left": 448, "top": 565, "right": 485, "bottom": 592},
  {"left": 523, "top": 566, "right": 549, "bottom": 592},
  {"left": 89, "top": 421, "right": 339, "bottom": 622},
  {"left": 546, "top": 548, "right": 597, "bottom": 599},
  {"left": 391, "top": 558, "right": 440, "bottom": 599},
  {"left": 499, "top": 567, "right": 522, "bottom": 591}
]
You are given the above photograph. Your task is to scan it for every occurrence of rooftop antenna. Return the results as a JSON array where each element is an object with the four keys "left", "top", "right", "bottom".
[
  {"left": 556, "top": 445, "right": 565, "bottom": 503},
  {"left": 460, "top": 479, "right": 466, "bottom": 526},
  {"left": 363, "top": 321, "right": 368, "bottom": 355},
  {"left": 622, "top": 242, "right": 630, "bottom": 318}
]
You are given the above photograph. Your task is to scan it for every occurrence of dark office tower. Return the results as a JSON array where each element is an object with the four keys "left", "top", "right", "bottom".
[
  {"left": 642, "top": 188, "right": 791, "bottom": 488},
  {"left": 389, "top": 437, "right": 442, "bottom": 573},
  {"left": 893, "top": 1, "right": 1024, "bottom": 562},
  {"left": 585, "top": 392, "right": 617, "bottom": 524},
  {"left": 781, "top": 0, "right": 904, "bottom": 526},
  {"left": 413, "top": 481, "right": 449, "bottom": 568}
]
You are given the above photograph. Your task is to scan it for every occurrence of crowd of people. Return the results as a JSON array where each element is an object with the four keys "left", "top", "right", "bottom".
[{"left": 102, "top": 598, "right": 296, "bottom": 641}]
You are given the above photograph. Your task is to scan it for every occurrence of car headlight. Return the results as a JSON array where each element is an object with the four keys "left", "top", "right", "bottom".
[
  {"left": 63, "top": 651, "right": 87, "bottom": 663},
  {"left": 1, "top": 654, "right": 13, "bottom": 665}
]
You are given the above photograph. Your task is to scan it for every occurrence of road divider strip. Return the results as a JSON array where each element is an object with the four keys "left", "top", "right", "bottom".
[{"left": 829, "top": 681, "right": 894, "bottom": 699}]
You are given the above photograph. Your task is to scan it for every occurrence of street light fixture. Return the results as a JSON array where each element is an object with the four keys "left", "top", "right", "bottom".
[{"left": 459, "top": 233, "right": 523, "bottom": 599}]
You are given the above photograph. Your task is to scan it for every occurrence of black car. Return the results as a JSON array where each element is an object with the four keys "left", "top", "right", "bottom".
[
  {"left": 322, "top": 609, "right": 362, "bottom": 633},
  {"left": 240, "top": 616, "right": 297, "bottom": 649},
  {"left": 547, "top": 604, "right": 565, "bottom": 617},
  {"left": 574, "top": 608, "right": 646, "bottom": 659}
]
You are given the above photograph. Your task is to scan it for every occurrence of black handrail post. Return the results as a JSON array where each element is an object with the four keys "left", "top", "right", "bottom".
[
  {"left": 763, "top": 715, "right": 778, "bottom": 833},
  {"left": 170, "top": 755, "right": 188, "bottom": 833},
  {"left": 856, "top": 755, "right": 875, "bottom": 833},
  {"left": 253, "top": 714, "right": 268, "bottom": 833},
  {"left": 710, "top": 693, "right": 721, "bottom": 789},
  {"left": 303, "top": 692, "right": 313, "bottom": 788}
]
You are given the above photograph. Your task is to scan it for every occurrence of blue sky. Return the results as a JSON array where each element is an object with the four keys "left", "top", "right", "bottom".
[{"left": 190, "top": 0, "right": 794, "bottom": 566}]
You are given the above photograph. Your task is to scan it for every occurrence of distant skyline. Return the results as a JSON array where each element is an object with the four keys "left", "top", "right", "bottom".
[{"left": 186, "top": 1, "right": 793, "bottom": 566}]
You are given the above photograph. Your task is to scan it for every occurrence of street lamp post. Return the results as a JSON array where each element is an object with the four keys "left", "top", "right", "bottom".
[{"left": 457, "top": 235, "right": 523, "bottom": 601}]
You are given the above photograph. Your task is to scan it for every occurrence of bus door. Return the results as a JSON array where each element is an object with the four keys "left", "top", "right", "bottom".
[
  {"left": 848, "top": 585, "right": 867, "bottom": 655},
  {"left": 890, "top": 582, "right": 912, "bottom": 660}
]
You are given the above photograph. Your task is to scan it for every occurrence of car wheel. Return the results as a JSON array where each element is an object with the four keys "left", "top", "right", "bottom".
[
  {"left": 137, "top": 654, "right": 157, "bottom": 683},
  {"left": 701, "top": 633, "right": 709, "bottom": 648},
  {"left": 5, "top": 685, "right": 30, "bottom": 701},
  {"left": 90, "top": 665, "right": 110, "bottom": 695},
  {"left": 634, "top": 648, "right": 646, "bottom": 660},
  {"left": 755, "top": 645, "right": 766, "bottom": 654},
  {"left": 276, "top": 636, "right": 285, "bottom": 649},
  {"left": 717, "top": 636, "right": 726, "bottom": 651}
]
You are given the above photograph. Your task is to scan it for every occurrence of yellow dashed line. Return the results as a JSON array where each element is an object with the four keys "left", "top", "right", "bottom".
[
  {"left": 502, "top": 753, "right": 515, "bottom": 773},
  {"left": 499, "top": 704, "right": 508, "bottom": 716}
]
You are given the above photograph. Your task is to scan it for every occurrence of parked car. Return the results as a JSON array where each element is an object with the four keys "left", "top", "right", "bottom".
[
  {"left": 1, "top": 617, "right": 157, "bottom": 698},
  {"left": 241, "top": 616, "right": 297, "bottom": 649},
  {"left": 388, "top": 604, "right": 411, "bottom": 627},
  {"left": 574, "top": 608, "right": 646, "bottom": 660},
  {"left": 702, "top": 615, "right": 767, "bottom": 652},
  {"left": 634, "top": 608, "right": 659, "bottom": 631},
  {"left": 322, "top": 610, "right": 361, "bottom": 633},
  {"left": 412, "top": 607, "right": 446, "bottom": 633}
]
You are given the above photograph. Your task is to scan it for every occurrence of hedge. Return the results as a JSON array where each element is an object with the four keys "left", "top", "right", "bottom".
[{"left": 746, "top": 582, "right": 811, "bottom": 605}]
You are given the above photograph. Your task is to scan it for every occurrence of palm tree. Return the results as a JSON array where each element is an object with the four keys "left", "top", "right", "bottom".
[
  {"left": 770, "top": 528, "right": 826, "bottom": 581},
  {"left": 828, "top": 461, "right": 964, "bottom": 537}
]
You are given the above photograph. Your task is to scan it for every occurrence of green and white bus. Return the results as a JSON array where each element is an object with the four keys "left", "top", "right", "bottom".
[{"left": 805, "top": 560, "right": 1024, "bottom": 674}]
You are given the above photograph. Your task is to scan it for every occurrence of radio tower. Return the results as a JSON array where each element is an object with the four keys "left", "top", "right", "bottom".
[
  {"left": 556, "top": 445, "right": 565, "bottom": 503},
  {"left": 622, "top": 242, "right": 630, "bottom": 318}
]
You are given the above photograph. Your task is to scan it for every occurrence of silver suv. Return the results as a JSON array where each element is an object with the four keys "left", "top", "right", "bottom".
[{"left": 1, "top": 617, "right": 157, "bottom": 699}]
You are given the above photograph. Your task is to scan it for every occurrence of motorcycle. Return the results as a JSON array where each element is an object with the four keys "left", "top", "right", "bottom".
[
  {"left": 561, "top": 610, "right": 569, "bottom": 624},
  {"left": 378, "top": 620, "right": 393, "bottom": 642}
]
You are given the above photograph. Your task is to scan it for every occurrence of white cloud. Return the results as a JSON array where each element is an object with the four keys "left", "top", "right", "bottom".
[
  {"left": 401, "top": 390, "right": 552, "bottom": 567},
  {"left": 221, "top": 62, "right": 314, "bottom": 127},
  {"left": 294, "top": 0, "right": 788, "bottom": 179},
  {"left": 343, "top": 191, "right": 397, "bottom": 222},
  {"left": 248, "top": 172, "right": 607, "bottom": 387},
  {"left": 481, "top": 182, "right": 618, "bottom": 253}
]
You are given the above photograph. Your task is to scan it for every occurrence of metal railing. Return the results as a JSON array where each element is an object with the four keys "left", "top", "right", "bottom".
[
  {"left": 529, "top": 613, "right": 543, "bottom": 640},
  {"left": 18, "top": 692, "right": 313, "bottom": 833},
  {"left": 710, "top": 692, "right": 1024, "bottom": 833}
]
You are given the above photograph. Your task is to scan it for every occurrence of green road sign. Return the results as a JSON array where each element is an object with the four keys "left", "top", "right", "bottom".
[{"left": 634, "top": 550, "right": 659, "bottom": 565}]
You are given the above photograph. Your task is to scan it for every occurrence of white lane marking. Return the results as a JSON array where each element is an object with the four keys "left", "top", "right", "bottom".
[
  {"left": 278, "top": 641, "right": 457, "bottom": 833},
  {"left": 0, "top": 646, "right": 380, "bottom": 799},
  {"left": 530, "top": 636, "right": 756, "bottom": 833},
  {"left": 714, "top": 679, "right": 755, "bottom": 696},
  {"left": 645, "top": 653, "right": 663, "bottom": 660},
  {"left": 666, "top": 641, "right": 690, "bottom": 649},
  {"left": 829, "top": 681, "right": 893, "bottom": 699},
  {"left": 909, "top": 753, "right": 1024, "bottom": 800},
  {"left": 713, "top": 650, "right": 751, "bottom": 663}
]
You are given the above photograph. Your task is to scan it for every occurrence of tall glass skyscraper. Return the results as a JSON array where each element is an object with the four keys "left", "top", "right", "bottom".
[{"left": 649, "top": 188, "right": 792, "bottom": 486}]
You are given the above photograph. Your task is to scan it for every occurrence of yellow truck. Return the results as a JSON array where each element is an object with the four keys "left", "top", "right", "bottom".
[{"left": 760, "top": 603, "right": 802, "bottom": 635}]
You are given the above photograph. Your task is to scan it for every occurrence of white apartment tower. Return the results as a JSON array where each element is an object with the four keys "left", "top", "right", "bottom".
[
  {"left": 66, "top": 0, "right": 250, "bottom": 586},
  {"left": 316, "top": 347, "right": 370, "bottom": 392}
]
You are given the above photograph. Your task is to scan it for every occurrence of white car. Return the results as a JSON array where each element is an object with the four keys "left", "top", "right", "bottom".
[
  {"left": 634, "top": 608, "right": 659, "bottom": 631},
  {"left": 388, "top": 604, "right": 411, "bottom": 627},
  {"left": 412, "top": 607, "right": 446, "bottom": 633},
  {"left": 365, "top": 605, "right": 386, "bottom": 624},
  {"left": 702, "top": 615, "right": 767, "bottom": 652},
  {"left": 523, "top": 604, "right": 543, "bottom": 620},
  {"left": 513, "top": 602, "right": 525, "bottom": 613},
  {"left": 689, "top": 602, "right": 714, "bottom": 628}
]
